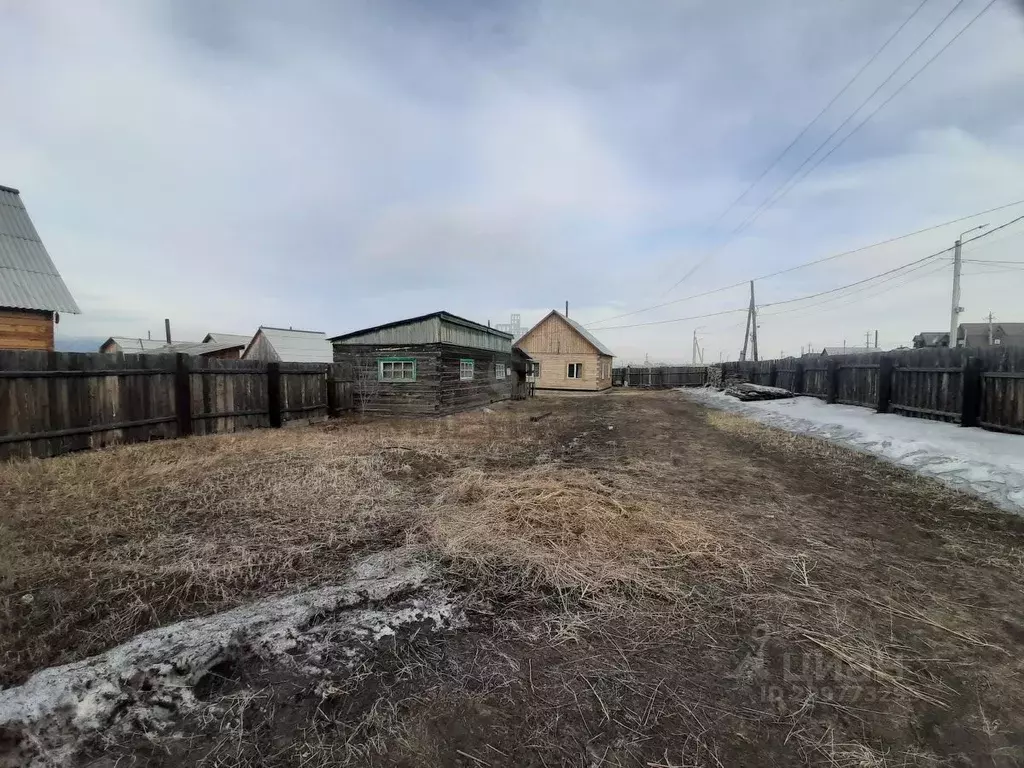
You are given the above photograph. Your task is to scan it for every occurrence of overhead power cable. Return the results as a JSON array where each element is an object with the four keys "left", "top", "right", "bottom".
[
  {"left": 664, "top": 0, "right": 992, "bottom": 295},
  {"left": 585, "top": 198, "right": 1024, "bottom": 329},
  {"left": 735, "top": 0, "right": 1000, "bottom": 236},
  {"left": 693, "top": 0, "right": 934, "bottom": 236},
  {"left": 595, "top": 213, "right": 1019, "bottom": 332}
]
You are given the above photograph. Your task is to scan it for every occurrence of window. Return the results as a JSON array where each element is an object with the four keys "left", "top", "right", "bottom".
[
  {"left": 567, "top": 363, "right": 582, "bottom": 379},
  {"left": 994, "top": 338, "right": 1002, "bottom": 345},
  {"left": 495, "top": 362, "right": 506, "bottom": 379},
  {"left": 378, "top": 358, "right": 416, "bottom": 381},
  {"left": 460, "top": 359, "right": 474, "bottom": 380}
]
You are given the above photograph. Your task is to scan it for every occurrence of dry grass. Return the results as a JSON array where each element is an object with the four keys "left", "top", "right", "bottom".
[{"left": 422, "top": 464, "right": 744, "bottom": 605}]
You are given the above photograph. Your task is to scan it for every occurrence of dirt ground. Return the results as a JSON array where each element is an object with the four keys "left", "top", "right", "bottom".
[{"left": 4, "top": 390, "right": 1024, "bottom": 767}]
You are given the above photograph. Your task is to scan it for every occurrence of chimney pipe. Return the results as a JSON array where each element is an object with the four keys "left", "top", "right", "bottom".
[
  {"left": 164, "top": 318, "right": 172, "bottom": 344},
  {"left": 874, "top": 330, "right": 879, "bottom": 349},
  {"left": 565, "top": 301, "right": 569, "bottom": 318},
  {"left": 147, "top": 330, "right": 151, "bottom": 340}
]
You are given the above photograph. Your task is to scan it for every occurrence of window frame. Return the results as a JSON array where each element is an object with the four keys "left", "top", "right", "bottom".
[
  {"left": 567, "top": 362, "right": 583, "bottom": 379},
  {"left": 495, "top": 362, "right": 506, "bottom": 380},
  {"left": 459, "top": 358, "right": 475, "bottom": 381},
  {"left": 377, "top": 357, "right": 417, "bottom": 382}
]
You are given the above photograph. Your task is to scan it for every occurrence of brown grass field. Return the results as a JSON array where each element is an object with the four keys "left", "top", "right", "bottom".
[{"left": 3, "top": 390, "right": 1024, "bottom": 766}]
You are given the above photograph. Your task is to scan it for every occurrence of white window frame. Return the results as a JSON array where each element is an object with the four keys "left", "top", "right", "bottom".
[
  {"left": 460, "top": 358, "right": 475, "bottom": 381},
  {"left": 378, "top": 358, "right": 416, "bottom": 382},
  {"left": 567, "top": 362, "right": 582, "bottom": 379},
  {"left": 495, "top": 362, "right": 506, "bottom": 379}
]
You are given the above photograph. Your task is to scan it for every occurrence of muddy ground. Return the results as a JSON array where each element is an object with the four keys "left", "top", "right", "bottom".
[{"left": 5, "top": 391, "right": 1024, "bottom": 767}]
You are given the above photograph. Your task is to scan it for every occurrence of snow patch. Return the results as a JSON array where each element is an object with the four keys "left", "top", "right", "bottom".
[
  {"left": 0, "top": 551, "right": 462, "bottom": 768},
  {"left": 680, "top": 388, "right": 1024, "bottom": 515}
]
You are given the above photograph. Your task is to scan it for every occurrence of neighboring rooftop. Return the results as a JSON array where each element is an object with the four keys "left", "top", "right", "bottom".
[
  {"left": 820, "top": 346, "right": 879, "bottom": 356},
  {"left": 100, "top": 337, "right": 244, "bottom": 357},
  {"left": 329, "top": 311, "right": 513, "bottom": 343},
  {"left": 202, "top": 332, "right": 251, "bottom": 347},
  {"left": 959, "top": 322, "right": 1024, "bottom": 348},
  {"left": 0, "top": 186, "right": 80, "bottom": 313},
  {"left": 256, "top": 327, "right": 334, "bottom": 363}
]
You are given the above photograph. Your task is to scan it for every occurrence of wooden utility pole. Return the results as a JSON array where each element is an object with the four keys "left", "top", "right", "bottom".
[{"left": 986, "top": 311, "right": 995, "bottom": 346}]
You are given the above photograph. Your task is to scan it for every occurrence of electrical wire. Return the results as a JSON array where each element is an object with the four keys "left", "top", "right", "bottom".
[
  {"left": 735, "top": 0, "right": 999, "bottom": 235},
  {"left": 594, "top": 212, "right": 1020, "bottom": 332},
  {"left": 663, "top": 0, "right": 994, "bottom": 294},
  {"left": 690, "top": 0, "right": 934, "bottom": 237},
  {"left": 585, "top": 198, "right": 1024, "bottom": 330}
]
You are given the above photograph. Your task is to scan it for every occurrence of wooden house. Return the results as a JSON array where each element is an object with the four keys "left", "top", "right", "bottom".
[
  {"left": 515, "top": 310, "right": 613, "bottom": 391},
  {"left": 0, "top": 185, "right": 79, "bottom": 349},
  {"left": 330, "top": 311, "right": 514, "bottom": 415},
  {"left": 242, "top": 327, "right": 333, "bottom": 363}
]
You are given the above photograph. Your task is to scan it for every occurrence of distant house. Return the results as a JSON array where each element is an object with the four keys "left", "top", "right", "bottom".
[
  {"left": 202, "top": 332, "right": 251, "bottom": 354},
  {"left": 957, "top": 322, "right": 1024, "bottom": 349},
  {"left": 514, "top": 310, "right": 613, "bottom": 392},
  {"left": 243, "top": 326, "right": 333, "bottom": 363},
  {"left": 0, "top": 185, "right": 80, "bottom": 350},
  {"left": 99, "top": 336, "right": 245, "bottom": 359},
  {"left": 912, "top": 331, "right": 950, "bottom": 349},
  {"left": 330, "top": 311, "right": 514, "bottom": 415}
]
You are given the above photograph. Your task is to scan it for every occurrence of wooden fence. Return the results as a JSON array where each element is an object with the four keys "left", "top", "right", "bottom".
[
  {"left": 613, "top": 346, "right": 1024, "bottom": 436},
  {"left": 0, "top": 351, "right": 356, "bottom": 460},
  {"left": 614, "top": 365, "right": 708, "bottom": 388}
]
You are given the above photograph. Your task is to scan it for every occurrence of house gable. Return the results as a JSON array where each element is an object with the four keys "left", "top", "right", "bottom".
[{"left": 515, "top": 311, "right": 610, "bottom": 358}]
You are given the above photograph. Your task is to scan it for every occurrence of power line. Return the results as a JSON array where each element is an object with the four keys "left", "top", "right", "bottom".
[
  {"left": 595, "top": 213, "right": 1020, "bottom": 332},
  {"left": 735, "top": 0, "right": 998, "bottom": 234},
  {"left": 688, "top": 0, "right": 934, "bottom": 239},
  {"left": 663, "top": 0, "right": 988, "bottom": 294},
  {"left": 585, "top": 198, "right": 1024, "bottom": 329}
]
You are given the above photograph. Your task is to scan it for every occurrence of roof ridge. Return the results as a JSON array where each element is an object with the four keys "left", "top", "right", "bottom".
[{"left": 0, "top": 184, "right": 21, "bottom": 195}]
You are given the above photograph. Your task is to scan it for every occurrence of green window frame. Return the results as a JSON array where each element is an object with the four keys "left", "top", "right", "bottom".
[
  {"left": 459, "top": 358, "right": 474, "bottom": 381},
  {"left": 378, "top": 357, "right": 416, "bottom": 382}
]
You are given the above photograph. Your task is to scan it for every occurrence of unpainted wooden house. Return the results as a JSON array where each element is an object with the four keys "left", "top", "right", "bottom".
[
  {"left": 330, "top": 311, "right": 514, "bottom": 415},
  {"left": 242, "top": 327, "right": 333, "bottom": 363},
  {"left": 0, "top": 185, "right": 79, "bottom": 350},
  {"left": 515, "top": 310, "right": 613, "bottom": 392}
]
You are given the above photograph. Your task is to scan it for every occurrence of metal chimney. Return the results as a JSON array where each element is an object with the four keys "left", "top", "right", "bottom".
[{"left": 164, "top": 318, "right": 172, "bottom": 344}]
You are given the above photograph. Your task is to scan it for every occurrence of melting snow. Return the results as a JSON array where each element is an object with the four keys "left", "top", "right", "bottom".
[
  {"left": 0, "top": 551, "right": 462, "bottom": 768},
  {"left": 680, "top": 388, "right": 1024, "bottom": 515}
]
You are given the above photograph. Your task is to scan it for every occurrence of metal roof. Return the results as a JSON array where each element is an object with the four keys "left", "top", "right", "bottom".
[
  {"left": 0, "top": 187, "right": 80, "bottom": 313},
  {"left": 517, "top": 310, "right": 614, "bottom": 357},
  {"left": 329, "top": 311, "right": 513, "bottom": 342},
  {"left": 202, "top": 332, "right": 252, "bottom": 347},
  {"left": 821, "top": 346, "right": 878, "bottom": 356},
  {"left": 258, "top": 326, "right": 334, "bottom": 362}
]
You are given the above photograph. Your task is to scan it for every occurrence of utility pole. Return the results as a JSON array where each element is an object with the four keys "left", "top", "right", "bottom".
[
  {"left": 864, "top": 330, "right": 872, "bottom": 348},
  {"left": 692, "top": 329, "right": 698, "bottom": 365},
  {"left": 740, "top": 283, "right": 753, "bottom": 362},
  {"left": 986, "top": 311, "right": 995, "bottom": 346},
  {"left": 874, "top": 330, "right": 879, "bottom": 349},
  {"left": 950, "top": 224, "right": 988, "bottom": 346},
  {"left": 950, "top": 239, "right": 963, "bottom": 344},
  {"left": 749, "top": 281, "right": 759, "bottom": 362}
]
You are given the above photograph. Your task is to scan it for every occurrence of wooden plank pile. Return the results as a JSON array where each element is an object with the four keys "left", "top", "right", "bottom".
[{"left": 724, "top": 383, "right": 795, "bottom": 402}]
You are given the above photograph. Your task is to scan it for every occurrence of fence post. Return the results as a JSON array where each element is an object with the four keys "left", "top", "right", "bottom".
[
  {"left": 960, "top": 356, "right": 983, "bottom": 428},
  {"left": 825, "top": 359, "right": 840, "bottom": 404},
  {"left": 792, "top": 362, "right": 804, "bottom": 395},
  {"left": 768, "top": 363, "right": 778, "bottom": 388},
  {"left": 175, "top": 353, "right": 193, "bottom": 437},
  {"left": 267, "top": 362, "right": 282, "bottom": 428},
  {"left": 876, "top": 355, "right": 893, "bottom": 414}
]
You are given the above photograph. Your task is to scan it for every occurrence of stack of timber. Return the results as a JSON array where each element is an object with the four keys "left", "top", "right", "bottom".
[{"left": 724, "top": 383, "right": 795, "bottom": 402}]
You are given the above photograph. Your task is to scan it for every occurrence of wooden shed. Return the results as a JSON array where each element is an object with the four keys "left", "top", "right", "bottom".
[
  {"left": 330, "top": 311, "right": 514, "bottom": 416},
  {"left": 515, "top": 310, "right": 613, "bottom": 392},
  {"left": 0, "top": 185, "right": 79, "bottom": 350}
]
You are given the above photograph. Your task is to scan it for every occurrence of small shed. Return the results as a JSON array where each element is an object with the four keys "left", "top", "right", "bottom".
[
  {"left": 242, "top": 327, "right": 333, "bottom": 363},
  {"left": 514, "top": 310, "right": 613, "bottom": 391},
  {"left": 330, "top": 311, "right": 514, "bottom": 415},
  {"left": 0, "top": 185, "right": 80, "bottom": 350}
]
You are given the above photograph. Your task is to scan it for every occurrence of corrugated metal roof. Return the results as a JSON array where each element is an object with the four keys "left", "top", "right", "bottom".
[
  {"left": 330, "top": 311, "right": 513, "bottom": 342},
  {"left": 101, "top": 337, "right": 244, "bottom": 356},
  {"left": 0, "top": 187, "right": 80, "bottom": 313},
  {"left": 103, "top": 337, "right": 184, "bottom": 352},
  {"left": 822, "top": 346, "right": 878, "bottom": 356},
  {"left": 562, "top": 315, "right": 614, "bottom": 357},
  {"left": 203, "top": 332, "right": 252, "bottom": 347},
  {"left": 259, "top": 327, "right": 334, "bottom": 362}
]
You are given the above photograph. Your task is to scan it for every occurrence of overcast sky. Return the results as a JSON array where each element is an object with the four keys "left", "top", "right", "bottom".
[{"left": 2, "top": 0, "right": 1023, "bottom": 362}]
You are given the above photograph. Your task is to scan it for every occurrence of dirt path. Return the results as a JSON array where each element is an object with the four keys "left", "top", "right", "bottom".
[{"left": 6, "top": 391, "right": 1024, "bottom": 767}]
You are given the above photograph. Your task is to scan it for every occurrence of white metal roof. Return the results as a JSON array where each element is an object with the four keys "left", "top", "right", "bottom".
[
  {"left": 563, "top": 315, "right": 614, "bottom": 357},
  {"left": 258, "top": 327, "right": 334, "bottom": 363},
  {"left": 0, "top": 186, "right": 80, "bottom": 313},
  {"left": 203, "top": 332, "right": 251, "bottom": 347}
]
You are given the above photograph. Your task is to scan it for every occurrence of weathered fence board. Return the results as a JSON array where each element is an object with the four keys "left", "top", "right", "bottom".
[{"left": 0, "top": 353, "right": 358, "bottom": 460}]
